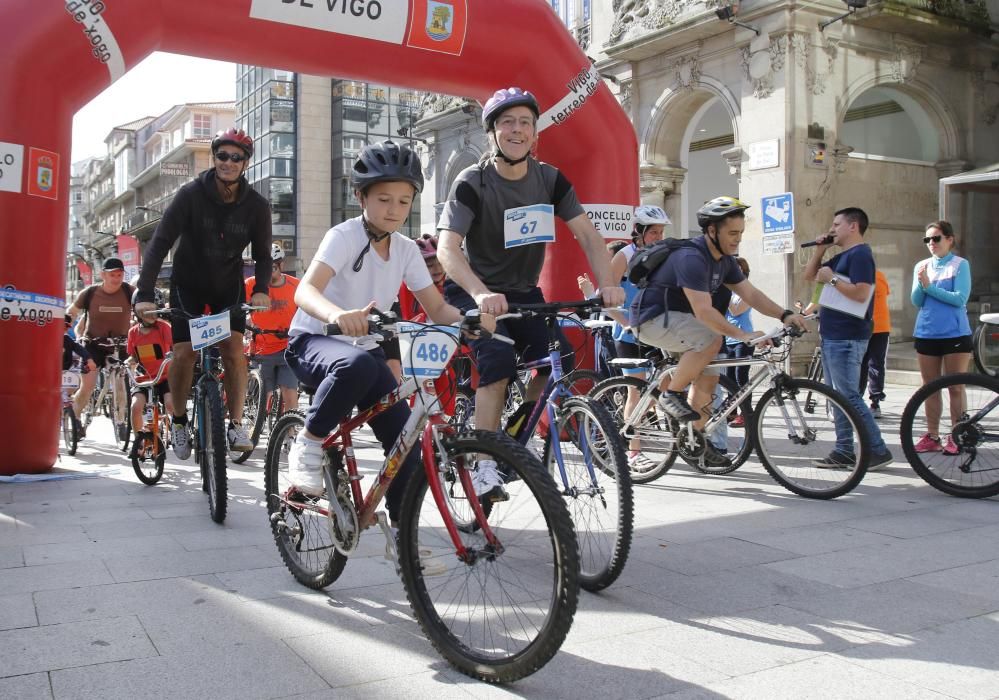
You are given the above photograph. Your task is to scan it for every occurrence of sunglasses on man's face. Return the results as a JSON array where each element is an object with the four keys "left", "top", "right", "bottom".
[
  {"left": 215, "top": 151, "right": 247, "bottom": 163},
  {"left": 923, "top": 235, "right": 943, "bottom": 244}
]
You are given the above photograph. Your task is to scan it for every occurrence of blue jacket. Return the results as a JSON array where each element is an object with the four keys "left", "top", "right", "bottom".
[{"left": 911, "top": 253, "right": 971, "bottom": 339}]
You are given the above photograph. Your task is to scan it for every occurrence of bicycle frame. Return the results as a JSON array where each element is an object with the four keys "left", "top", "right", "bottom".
[
  {"left": 86, "top": 342, "right": 128, "bottom": 427},
  {"left": 274, "top": 323, "right": 503, "bottom": 562},
  {"left": 128, "top": 357, "right": 172, "bottom": 461}
]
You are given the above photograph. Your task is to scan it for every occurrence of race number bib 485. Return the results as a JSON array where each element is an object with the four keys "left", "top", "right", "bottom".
[
  {"left": 503, "top": 204, "right": 555, "bottom": 248},
  {"left": 190, "top": 310, "right": 232, "bottom": 351}
]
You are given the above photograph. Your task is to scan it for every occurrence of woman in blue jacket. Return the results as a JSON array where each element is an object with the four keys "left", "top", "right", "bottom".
[{"left": 911, "top": 220, "right": 972, "bottom": 454}]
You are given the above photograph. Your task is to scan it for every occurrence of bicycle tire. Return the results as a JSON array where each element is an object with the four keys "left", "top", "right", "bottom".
[
  {"left": 398, "top": 429, "right": 579, "bottom": 683},
  {"left": 900, "top": 373, "right": 999, "bottom": 498},
  {"left": 201, "top": 382, "right": 229, "bottom": 523},
  {"left": 543, "top": 395, "right": 633, "bottom": 591},
  {"left": 561, "top": 368, "right": 601, "bottom": 396},
  {"left": 752, "top": 377, "right": 870, "bottom": 499},
  {"left": 689, "top": 374, "right": 754, "bottom": 475},
  {"left": 267, "top": 390, "right": 284, "bottom": 433},
  {"left": 449, "top": 384, "right": 475, "bottom": 431},
  {"left": 131, "top": 433, "right": 165, "bottom": 485},
  {"left": 591, "top": 375, "right": 677, "bottom": 484},
  {"left": 972, "top": 324, "right": 998, "bottom": 378},
  {"left": 803, "top": 350, "right": 824, "bottom": 414},
  {"left": 111, "top": 372, "right": 131, "bottom": 453},
  {"left": 62, "top": 407, "right": 79, "bottom": 456},
  {"left": 264, "top": 411, "right": 346, "bottom": 588},
  {"left": 230, "top": 370, "right": 264, "bottom": 464}
]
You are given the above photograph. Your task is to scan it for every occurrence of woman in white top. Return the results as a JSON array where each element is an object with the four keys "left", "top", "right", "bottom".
[{"left": 285, "top": 141, "right": 469, "bottom": 524}]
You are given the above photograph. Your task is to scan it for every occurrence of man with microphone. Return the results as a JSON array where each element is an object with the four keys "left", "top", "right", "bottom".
[{"left": 803, "top": 207, "right": 893, "bottom": 470}]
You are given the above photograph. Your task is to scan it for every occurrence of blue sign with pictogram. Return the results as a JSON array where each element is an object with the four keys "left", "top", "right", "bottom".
[{"left": 761, "top": 192, "right": 794, "bottom": 235}]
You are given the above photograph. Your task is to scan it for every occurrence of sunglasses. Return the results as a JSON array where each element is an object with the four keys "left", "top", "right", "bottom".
[
  {"left": 923, "top": 235, "right": 943, "bottom": 244},
  {"left": 214, "top": 151, "right": 248, "bottom": 163}
]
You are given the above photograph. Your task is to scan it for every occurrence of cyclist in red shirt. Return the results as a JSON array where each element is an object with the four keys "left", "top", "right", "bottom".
[
  {"left": 245, "top": 243, "right": 300, "bottom": 416},
  {"left": 126, "top": 291, "right": 174, "bottom": 458}
]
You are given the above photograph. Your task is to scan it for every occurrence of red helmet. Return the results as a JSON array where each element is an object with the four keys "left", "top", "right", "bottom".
[
  {"left": 211, "top": 128, "right": 253, "bottom": 158},
  {"left": 415, "top": 233, "right": 438, "bottom": 259}
]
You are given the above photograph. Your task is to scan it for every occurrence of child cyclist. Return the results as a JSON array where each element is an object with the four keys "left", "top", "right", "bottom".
[
  {"left": 285, "top": 141, "right": 492, "bottom": 524},
  {"left": 127, "top": 290, "right": 174, "bottom": 458}
]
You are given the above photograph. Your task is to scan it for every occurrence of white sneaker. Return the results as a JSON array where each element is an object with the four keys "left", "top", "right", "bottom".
[
  {"left": 228, "top": 422, "right": 253, "bottom": 451},
  {"left": 472, "top": 459, "right": 509, "bottom": 502},
  {"left": 288, "top": 432, "right": 325, "bottom": 496},
  {"left": 171, "top": 422, "right": 191, "bottom": 460}
]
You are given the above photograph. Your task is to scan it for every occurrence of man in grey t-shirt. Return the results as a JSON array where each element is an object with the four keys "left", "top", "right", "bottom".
[{"left": 437, "top": 87, "right": 624, "bottom": 500}]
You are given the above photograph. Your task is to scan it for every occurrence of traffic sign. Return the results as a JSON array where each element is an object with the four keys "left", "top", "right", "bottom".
[{"left": 761, "top": 192, "right": 794, "bottom": 235}]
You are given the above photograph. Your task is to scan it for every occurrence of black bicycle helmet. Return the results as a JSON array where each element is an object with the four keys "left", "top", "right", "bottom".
[{"left": 351, "top": 140, "right": 424, "bottom": 194}]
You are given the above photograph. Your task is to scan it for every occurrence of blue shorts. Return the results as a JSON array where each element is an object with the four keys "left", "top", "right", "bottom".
[{"left": 443, "top": 282, "right": 570, "bottom": 387}]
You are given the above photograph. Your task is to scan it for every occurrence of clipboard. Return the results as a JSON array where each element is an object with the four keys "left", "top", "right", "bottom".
[{"left": 818, "top": 274, "right": 874, "bottom": 319}]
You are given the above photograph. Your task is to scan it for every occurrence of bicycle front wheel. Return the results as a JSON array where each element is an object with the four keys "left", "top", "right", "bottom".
[
  {"left": 901, "top": 373, "right": 999, "bottom": 498},
  {"left": 752, "top": 378, "right": 870, "bottom": 499},
  {"left": 398, "top": 430, "right": 579, "bottom": 683},
  {"left": 62, "top": 407, "right": 79, "bottom": 456},
  {"left": 265, "top": 411, "right": 346, "bottom": 588},
  {"left": 111, "top": 373, "right": 131, "bottom": 453},
  {"left": 591, "top": 375, "right": 677, "bottom": 484},
  {"left": 973, "top": 324, "right": 998, "bottom": 378},
  {"left": 201, "top": 383, "right": 228, "bottom": 523},
  {"left": 131, "top": 433, "right": 165, "bottom": 485},
  {"left": 544, "top": 396, "right": 633, "bottom": 591}
]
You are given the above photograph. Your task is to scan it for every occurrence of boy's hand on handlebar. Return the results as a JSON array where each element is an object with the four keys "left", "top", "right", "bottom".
[
  {"left": 329, "top": 301, "right": 376, "bottom": 337},
  {"left": 84, "top": 359, "right": 97, "bottom": 372},
  {"left": 249, "top": 292, "right": 271, "bottom": 310},
  {"left": 600, "top": 285, "right": 625, "bottom": 308}
]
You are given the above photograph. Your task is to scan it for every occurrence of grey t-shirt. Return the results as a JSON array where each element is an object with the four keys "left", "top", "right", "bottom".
[{"left": 437, "top": 159, "right": 584, "bottom": 293}]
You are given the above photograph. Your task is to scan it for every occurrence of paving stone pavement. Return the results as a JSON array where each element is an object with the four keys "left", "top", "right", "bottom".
[{"left": 1, "top": 383, "right": 997, "bottom": 699}]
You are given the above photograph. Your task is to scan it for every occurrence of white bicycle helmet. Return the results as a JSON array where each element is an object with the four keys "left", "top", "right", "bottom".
[
  {"left": 271, "top": 243, "right": 285, "bottom": 263},
  {"left": 634, "top": 205, "right": 671, "bottom": 227}
]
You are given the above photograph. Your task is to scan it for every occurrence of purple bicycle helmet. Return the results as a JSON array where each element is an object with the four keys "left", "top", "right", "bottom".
[{"left": 482, "top": 87, "right": 540, "bottom": 132}]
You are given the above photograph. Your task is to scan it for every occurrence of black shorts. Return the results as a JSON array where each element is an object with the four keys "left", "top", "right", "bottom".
[
  {"left": 443, "top": 281, "right": 569, "bottom": 387},
  {"left": 131, "top": 380, "right": 170, "bottom": 403},
  {"left": 169, "top": 284, "right": 246, "bottom": 344},
  {"left": 914, "top": 335, "right": 973, "bottom": 356},
  {"left": 83, "top": 337, "right": 128, "bottom": 369}
]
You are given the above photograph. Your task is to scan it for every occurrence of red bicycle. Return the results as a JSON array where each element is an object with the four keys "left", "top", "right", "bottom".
[{"left": 264, "top": 311, "right": 580, "bottom": 682}]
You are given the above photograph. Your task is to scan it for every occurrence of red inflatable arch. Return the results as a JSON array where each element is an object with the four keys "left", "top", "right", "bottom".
[{"left": 0, "top": 0, "right": 637, "bottom": 473}]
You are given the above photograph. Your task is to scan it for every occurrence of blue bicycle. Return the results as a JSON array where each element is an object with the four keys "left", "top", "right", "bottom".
[{"left": 497, "top": 299, "right": 634, "bottom": 591}]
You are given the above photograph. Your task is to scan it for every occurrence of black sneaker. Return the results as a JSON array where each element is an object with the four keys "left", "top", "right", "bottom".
[
  {"left": 870, "top": 401, "right": 882, "bottom": 419},
  {"left": 658, "top": 390, "right": 700, "bottom": 422},
  {"left": 868, "top": 450, "right": 894, "bottom": 471},
  {"left": 702, "top": 441, "right": 732, "bottom": 469},
  {"left": 813, "top": 451, "right": 855, "bottom": 469}
]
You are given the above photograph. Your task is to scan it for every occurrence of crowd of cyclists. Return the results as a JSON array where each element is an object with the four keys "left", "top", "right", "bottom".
[{"left": 62, "top": 84, "right": 988, "bottom": 501}]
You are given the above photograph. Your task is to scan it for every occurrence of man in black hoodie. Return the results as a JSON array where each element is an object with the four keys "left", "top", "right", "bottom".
[{"left": 134, "top": 128, "right": 272, "bottom": 459}]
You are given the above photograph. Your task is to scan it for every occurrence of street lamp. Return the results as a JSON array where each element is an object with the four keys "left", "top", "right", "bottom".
[{"left": 136, "top": 205, "right": 163, "bottom": 216}]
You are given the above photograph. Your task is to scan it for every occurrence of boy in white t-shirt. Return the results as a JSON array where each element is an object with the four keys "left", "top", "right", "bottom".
[{"left": 285, "top": 141, "right": 476, "bottom": 525}]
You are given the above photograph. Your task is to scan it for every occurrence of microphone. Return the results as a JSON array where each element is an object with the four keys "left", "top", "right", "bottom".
[{"left": 801, "top": 235, "right": 833, "bottom": 249}]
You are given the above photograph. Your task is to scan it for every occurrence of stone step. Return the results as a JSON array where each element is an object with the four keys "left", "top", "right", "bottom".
[
  {"left": 887, "top": 355, "right": 920, "bottom": 371},
  {"left": 885, "top": 368, "right": 924, "bottom": 387}
]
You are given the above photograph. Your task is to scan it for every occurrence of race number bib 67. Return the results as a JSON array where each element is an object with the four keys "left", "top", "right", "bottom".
[
  {"left": 504, "top": 204, "right": 555, "bottom": 249},
  {"left": 190, "top": 310, "right": 232, "bottom": 351}
]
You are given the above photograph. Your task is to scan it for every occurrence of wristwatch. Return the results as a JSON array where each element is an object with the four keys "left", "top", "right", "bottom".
[{"left": 829, "top": 276, "right": 840, "bottom": 287}]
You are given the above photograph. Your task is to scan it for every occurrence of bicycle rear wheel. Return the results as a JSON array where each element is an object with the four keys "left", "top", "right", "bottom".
[
  {"left": 62, "top": 407, "right": 79, "bottom": 456},
  {"left": 111, "top": 373, "right": 131, "bottom": 453},
  {"left": 691, "top": 374, "right": 754, "bottom": 475},
  {"left": 752, "top": 378, "right": 869, "bottom": 499},
  {"left": 398, "top": 430, "right": 579, "bottom": 683},
  {"left": 901, "top": 373, "right": 999, "bottom": 498},
  {"left": 544, "top": 396, "right": 633, "bottom": 591},
  {"left": 265, "top": 411, "right": 346, "bottom": 588},
  {"left": 201, "top": 383, "right": 228, "bottom": 523},
  {"left": 591, "top": 375, "right": 677, "bottom": 484}
]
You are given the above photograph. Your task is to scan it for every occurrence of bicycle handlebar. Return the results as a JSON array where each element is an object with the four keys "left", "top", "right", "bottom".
[
  {"left": 128, "top": 351, "right": 173, "bottom": 388},
  {"left": 748, "top": 313, "right": 817, "bottom": 347}
]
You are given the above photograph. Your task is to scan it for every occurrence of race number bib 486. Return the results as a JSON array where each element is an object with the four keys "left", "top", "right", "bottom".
[
  {"left": 190, "top": 310, "right": 232, "bottom": 351},
  {"left": 503, "top": 204, "right": 555, "bottom": 248}
]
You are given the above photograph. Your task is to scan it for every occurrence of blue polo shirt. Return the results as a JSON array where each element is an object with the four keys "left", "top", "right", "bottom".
[{"left": 819, "top": 243, "right": 875, "bottom": 341}]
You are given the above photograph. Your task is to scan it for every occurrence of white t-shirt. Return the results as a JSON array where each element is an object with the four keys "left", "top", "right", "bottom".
[{"left": 289, "top": 217, "right": 434, "bottom": 349}]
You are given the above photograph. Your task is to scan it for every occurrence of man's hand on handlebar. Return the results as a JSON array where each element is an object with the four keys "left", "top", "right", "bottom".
[
  {"left": 783, "top": 312, "right": 809, "bottom": 332},
  {"left": 600, "top": 285, "right": 625, "bottom": 308},
  {"left": 328, "top": 300, "right": 377, "bottom": 337},
  {"left": 474, "top": 291, "right": 508, "bottom": 317}
]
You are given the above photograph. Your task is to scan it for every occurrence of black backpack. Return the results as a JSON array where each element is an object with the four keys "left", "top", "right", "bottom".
[{"left": 625, "top": 238, "right": 702, "bottom": 288}]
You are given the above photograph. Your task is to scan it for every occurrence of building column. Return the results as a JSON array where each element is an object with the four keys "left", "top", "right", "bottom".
[{"left": 295, "top": 75, "right": 333, "bottom": 270}]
